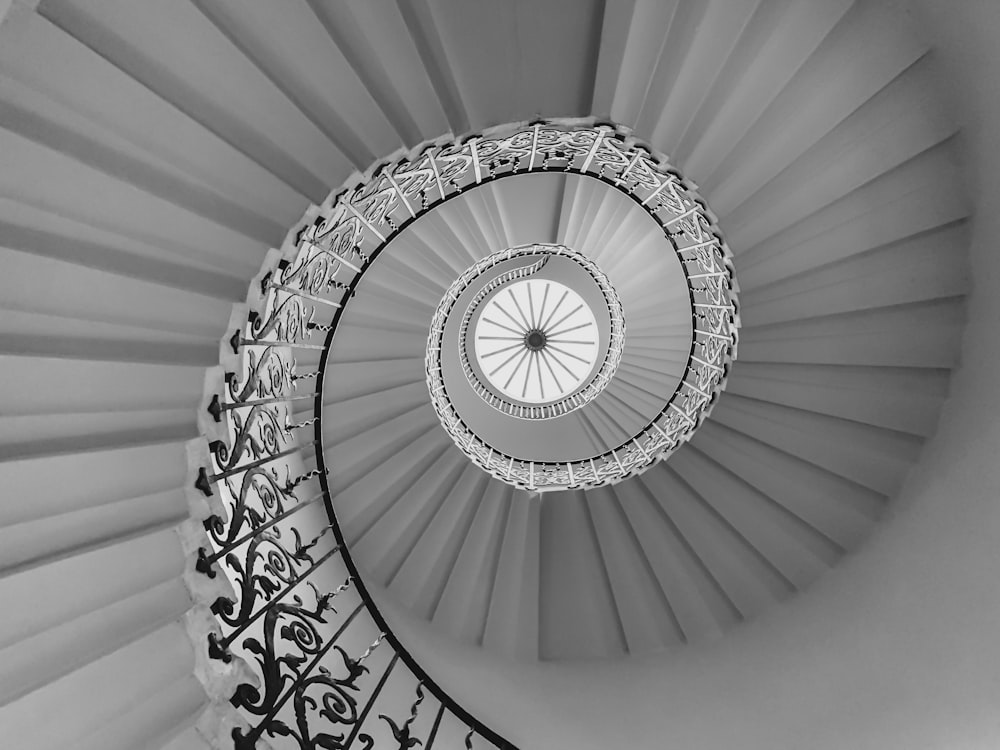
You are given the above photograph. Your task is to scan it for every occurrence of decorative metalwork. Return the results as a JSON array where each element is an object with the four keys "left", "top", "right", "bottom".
[
  {"left": 427, "top": 243, "right": 625, "bottom": 421},
  {"left": 192, "top": 193, "right": 516, "bottom": 746},
  {"left": 370, "top": 122, "right": 736, "bottom": 491},
  {"left": 191, "top": 117, "right": 737, "bottom": 746},
  {"left": 475, "top": 278, "right": 599, "bottom": 402}
]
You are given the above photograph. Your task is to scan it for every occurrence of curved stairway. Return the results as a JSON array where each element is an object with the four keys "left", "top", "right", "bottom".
[
  {"left": 322, "top": 116, "right": 966, "bottom": 659},
  {"left": 0, "top": 0, "right": 970, "bottom": 747}
]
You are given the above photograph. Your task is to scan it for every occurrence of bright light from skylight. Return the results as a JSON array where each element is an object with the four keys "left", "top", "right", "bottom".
[{"left": 473, "top": 279, "right": 599, "bottom": 404}]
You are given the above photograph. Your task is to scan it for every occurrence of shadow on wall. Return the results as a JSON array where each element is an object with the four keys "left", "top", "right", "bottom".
[{"left": 374, "top": 1, "right": 1000, "bottom": 748}]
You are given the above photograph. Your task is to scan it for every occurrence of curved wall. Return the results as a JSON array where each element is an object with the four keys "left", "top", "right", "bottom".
[
  {"left": 373, "top": 1, "right": 1000, "bottom": 747},
  {"left": 0, "top": 0, "right": 994, "bottom": 746}
]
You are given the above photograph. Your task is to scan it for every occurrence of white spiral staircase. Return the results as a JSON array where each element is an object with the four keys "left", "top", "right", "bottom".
[{"left": 0, "top": 1, "right": 990, "bottom": 748}]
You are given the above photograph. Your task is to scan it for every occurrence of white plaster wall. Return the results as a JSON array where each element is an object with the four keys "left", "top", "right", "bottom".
[{"left": 375, "top": 1, "right": 1000, "bottom": 747}]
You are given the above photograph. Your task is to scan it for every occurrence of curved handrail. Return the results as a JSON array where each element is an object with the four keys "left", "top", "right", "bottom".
[
  {"left": 435, "top": 243, "right": 626, "bottom": 421},
  {"left": 190, "top": 117, "right": 737, "bottom": 747},
  {"left": 314, "top": 118, "right": 738, "bottom": 492},
  {"left": 191, "top": 208, "right": 518, "bottom": 747}
]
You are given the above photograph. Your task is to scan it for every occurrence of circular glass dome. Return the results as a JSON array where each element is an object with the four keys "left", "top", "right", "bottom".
[
  {"left": 474, "top": 279, "right": 599, "bottom": 405},
  {"left": 432, "top": 243, "right": 627, "bottom": 425}
]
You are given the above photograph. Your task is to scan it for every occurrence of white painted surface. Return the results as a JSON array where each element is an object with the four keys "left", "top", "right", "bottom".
[
  {"left": 0, "top": 0, "right": 990, "bottom": 745},
  {"left": 370, "top": 1, "right": 1000, "bottom": 746}
]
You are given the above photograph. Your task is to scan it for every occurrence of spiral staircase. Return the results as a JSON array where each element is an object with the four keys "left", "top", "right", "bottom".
[{"left": 0, "top": 1, "right": 996, "bottom": 748}]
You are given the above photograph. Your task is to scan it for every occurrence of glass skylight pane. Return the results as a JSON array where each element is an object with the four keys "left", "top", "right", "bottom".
[{"left": 474, "top": 280, "right": 598, "bottom": 404}]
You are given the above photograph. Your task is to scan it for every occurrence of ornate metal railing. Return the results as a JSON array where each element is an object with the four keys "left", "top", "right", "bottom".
[
  {"left": 430, "top": 243, "right": 626, "bottom": 422},
  {"left": 188, "top": 227, "right": 517, "bottom": 746},
  {"left": 187, "top": 117, "right": 737, "bottom": 745},
  {"left": 414, "top": 121, "right": 737, "bottom": 491}
]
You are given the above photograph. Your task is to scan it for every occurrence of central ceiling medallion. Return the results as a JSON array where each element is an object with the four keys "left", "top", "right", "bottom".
[
  {"left": 441, "top": 244, "right": 625, "bottom": 420},
  {"left": 476, "top": 277, "right": 595, "bottom": 402}
]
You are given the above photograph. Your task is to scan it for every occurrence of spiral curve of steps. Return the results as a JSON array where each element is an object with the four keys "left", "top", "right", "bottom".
[{"left": 0, "top": 0, "right": 970, "bottom": 747}]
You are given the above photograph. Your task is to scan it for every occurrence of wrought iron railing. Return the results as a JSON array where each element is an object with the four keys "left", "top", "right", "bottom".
[
  {"left": 190, "top": 234, "right": 517, "bottom": 747},
  {"left": 188, "top": 117, "right": 737, "bottom": 746},
  {"left": 432, "top": 243, "right": 626, "bottom": 422},
  {"left": 419, "top": 122, "right": 738, "bottom": 491}
]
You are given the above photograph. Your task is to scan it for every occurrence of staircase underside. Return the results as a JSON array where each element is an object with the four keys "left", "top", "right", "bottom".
[{"left": 0, "top": 0, "right": 973, "bottom": 746}]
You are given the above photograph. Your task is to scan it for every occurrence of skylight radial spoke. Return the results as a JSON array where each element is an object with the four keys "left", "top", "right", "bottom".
[
  {"left": 492, "top": 301, "right": 528, "bottom": 333},
  {"left": 547, "top": 343, "right": 592, "bottom": 366},
  {"left": 546, "top": 305, "right": 585, "bottom": 335},
  {"left": 539, "top": 349, "right": 564, "bottom": 392},
  {"left": 481, "top": 342, "right": 526, "bottom": 358},
  {"left": 540, "top": 289, "right": 569, "bottom": 331},
  {"left": 534, "top": 351, "right": 545, "bottom": 400},
  {"left": 503, "top": 349, "right": 531, "bottom": 390},
  {"left": 538, "top": 283, "right": 551, "bottom": 331},
  {"left": 481, "top": 317, "right": 525, "bottom": 336},
  {"left": 488, "top": 346, "right": 530, "bottom": 375},
  {"left": 507, "top": 289, "right": 533, "bottom": 331},
  {"left": 546, "top": 347, "right": 582, "bottom": 379},
  {"left": 547, "top": 322, "right": 594, "bottom": 338},
  {"left": 522, "top": 348, "right": 534, "bottom": 399}
]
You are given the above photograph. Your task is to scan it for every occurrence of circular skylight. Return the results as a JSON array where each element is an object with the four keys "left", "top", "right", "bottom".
[
  {"left": 415, "top": 121, "right": 738, "bottom": 491},
  {"left": 474, "top": 279, "right": 599, "bottom": 404},
  {"left": 442, "top": 244, "right": 626, "bottom": 422}
]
